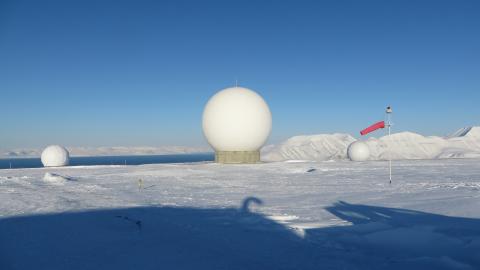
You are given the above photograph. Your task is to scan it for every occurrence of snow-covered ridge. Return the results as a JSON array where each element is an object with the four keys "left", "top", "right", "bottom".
[
  {"left": 262, "top": 133, "right": 356, "bottom": 162},
  {"left": 263, "top": 126, "right": 480, "bottom": 161},
  {"left": 1, "top": 146, "right": 212, "bottom": 158}
]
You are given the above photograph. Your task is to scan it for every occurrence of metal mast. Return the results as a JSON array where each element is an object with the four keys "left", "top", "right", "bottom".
[{"left": 386, "top": 106, "right": 393, "bottom": 183}]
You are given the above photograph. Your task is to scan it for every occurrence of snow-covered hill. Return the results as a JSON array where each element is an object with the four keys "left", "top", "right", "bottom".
[
  {"left": 263, "top": 127, "right": 480, "bottom": 161},
  {"left": 262, "top": 133, "right": 356, "bottom": 161}
]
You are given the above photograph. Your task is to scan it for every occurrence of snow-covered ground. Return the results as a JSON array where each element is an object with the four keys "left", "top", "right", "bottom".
[
  {"left": 1, "top": 159, "right": 479, "bottom": 269},
  {"left": 263, "top": 126, "right": 480, "bottom": 161}
]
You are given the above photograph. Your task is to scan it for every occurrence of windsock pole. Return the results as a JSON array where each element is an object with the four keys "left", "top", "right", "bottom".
[{"left": 386, "top": 106, "right": 393, "bottom": 183}]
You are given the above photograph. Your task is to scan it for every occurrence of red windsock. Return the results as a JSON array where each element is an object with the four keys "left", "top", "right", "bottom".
[{"left": 360, "top": 121, "right": 385, "bottom": 136}]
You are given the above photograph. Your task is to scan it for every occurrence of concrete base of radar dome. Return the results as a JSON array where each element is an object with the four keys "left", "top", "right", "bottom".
[{"left": 215, "top": 151, "right": 260, "bottom": 164}]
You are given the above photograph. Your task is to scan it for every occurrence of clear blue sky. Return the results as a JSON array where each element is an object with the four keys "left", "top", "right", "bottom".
[{"left": 1, "top": 0, "right": 479, "bottom": 148}]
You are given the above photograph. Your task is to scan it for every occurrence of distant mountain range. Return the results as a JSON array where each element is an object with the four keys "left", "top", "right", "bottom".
[
  {"left": 262, "top": 127, "right": 480, "bottom": 162},
  {"left": 1, "top": 146, "right": 212, "bottom": 158},
  {"left": 3, "top": 127, "right": 480, "bottom": 161}
]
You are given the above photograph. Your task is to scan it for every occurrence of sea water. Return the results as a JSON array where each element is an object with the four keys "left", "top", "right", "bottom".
[{"left": 0, "top": 153, "right": 214, "bottom": 169}]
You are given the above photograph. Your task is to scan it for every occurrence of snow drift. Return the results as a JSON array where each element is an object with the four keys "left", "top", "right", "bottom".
[
  {"left": 263, "top": 126, "right": 480, "bottom": 161},
  {"left": 43, "top": 172, "right": 75, "bottom": 185}
]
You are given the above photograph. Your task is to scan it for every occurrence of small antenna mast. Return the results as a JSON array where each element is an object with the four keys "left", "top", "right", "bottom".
[{"left": 386, "top": 106, "right": 393, "bottom": 184}]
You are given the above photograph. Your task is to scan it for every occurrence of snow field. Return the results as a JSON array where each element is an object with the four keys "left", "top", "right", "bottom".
[{"left": 0, "top": 159, "right": 479, "bottom": 269}]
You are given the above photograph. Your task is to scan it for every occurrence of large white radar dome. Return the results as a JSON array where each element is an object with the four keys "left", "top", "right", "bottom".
[
  {"left": 41, "top": 145, "right": 70, "bottom": 167},
  {"left": 202, "top": 87, "right": 272, "bottom": 163},
  {"left": 347, "top": 141, "right": 370, "bottom": 161}
]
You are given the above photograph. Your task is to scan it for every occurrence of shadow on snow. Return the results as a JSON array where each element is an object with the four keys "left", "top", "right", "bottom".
[{"left": 1, "top": 199, "right": 479, "bottom": 270}]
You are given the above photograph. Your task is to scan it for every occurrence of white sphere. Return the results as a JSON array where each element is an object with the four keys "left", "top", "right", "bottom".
[
  {"left": 347, "top": 141, "right": 370, "bottom": 161},
  {"left": 41, "top": 145, "right": 70, "bottom": 167},
  {"left": 202, "top": 87, "right": 272, "bottom": 151}
]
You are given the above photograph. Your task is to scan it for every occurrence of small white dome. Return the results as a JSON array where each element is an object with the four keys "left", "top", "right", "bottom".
[
  {"left": 202, "top": 87, "right": 272, "bottom": 151},
  {"left": 347, "top": 141, "right": 370, "bottom": 161},
  {"left": 41, "top": 145, "right": 70, "bottom": 167}
]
